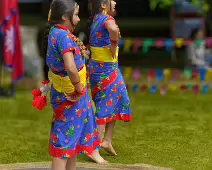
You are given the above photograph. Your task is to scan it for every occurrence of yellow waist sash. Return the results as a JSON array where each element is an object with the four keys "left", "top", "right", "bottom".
[
  {"left": 91, "top": 47, "right": 119, "bottom": 62},
  {"left": 49, "top": 65, "right": 86, "bottom": 94}
]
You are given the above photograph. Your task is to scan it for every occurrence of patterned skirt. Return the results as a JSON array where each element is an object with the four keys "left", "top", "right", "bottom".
[
  {"left": 88, "top": 60, "right": 132, "bottom": 125},
  {"left": 49, "top": 86, "right": 101, "bottom": 158}
]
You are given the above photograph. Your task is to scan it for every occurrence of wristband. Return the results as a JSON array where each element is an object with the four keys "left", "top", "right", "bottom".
[
  {"left": 110, "top": 39, "right": 118, "bottom": 46},
  {"left": 74, "top": 87, "right": 86, "bottom": 97},
  {"left": 72, "top": 80, "right": 80, "bottom": 86}
]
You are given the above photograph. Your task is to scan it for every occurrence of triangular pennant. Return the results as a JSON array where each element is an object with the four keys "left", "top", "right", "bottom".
[
  {"left": 118, "top": 39, "right": 124, "bottom": 47},
  {"left": 180, "top": 84, "right": 188, "bottom": 91},
  {"left": 173, "top": 70, "right": 179, "bottom": 81},
  {"left": 141, "top": 84, "right": 148, "bottom": 92},
  {"left": 206, "top": 69, "right": 212, "bottom": 81},
  {"left": 202, "top": 84, "right": 209, "bottom": 94},
  {"left": 206, "top": 38, "right": 212, "bottom": 48},
  {"left": 191, "top": 69, "right": 199, "bottom": 79},
  {"left": 160, "top": 85, "right": 167, "bottom": 96},
  {"left": 133, "top": 39, "right": 141, "bottom": 53},
  {"left": 132, "top": 68, "right": 141, "bottom": 81},
  {"left": 188, "top": 83, "right": 193, "bottom": 89},
  {"left": 165, "top": 39, "right": 173, "bottom": 51},
  {"left": 175, "top": 38, "right": 184, "bottom": 48},
  {"left": 156, "top": 69, "right": 163, "bottom": 82},
  {"left": 169, "top": 84, "right": 177, "bottom": 91},
  {"left": 155, "top": 39, "right": 164, "bottom": 48},
  {"left": 147, "top": 69, "right": 155, "bottom": 81},
  {"left": 123, "top": 39, "right": 133, "bottom": 53},
  {"left": 150, "top": 85, "right": 157, "bottom": 94},
  {"left": 142, "top": 38, "right": 153, "bottom": 53},
  {"left": 192, "top": 84, "right": 199, "bottom": 96},
  {"left": 199, "top": 68, "right": 206, "bottom": 81},
  {"left": 132, "top": 84, "right": 139, "bottom": 92},
  {"left": 123, "top": 67, "right": 132, "bottom": 80},
  {"left": 163, "top": 69, "right": 171, "bottom": 80},
  {"left": 184, "top": 69, "right": 192, "bottom": 79}
]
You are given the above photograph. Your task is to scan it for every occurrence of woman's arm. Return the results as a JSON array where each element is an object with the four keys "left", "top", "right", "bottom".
[
  {"left": 105, "top": 20, "right": 118, "bottom": 41},
  {"left": 63, "top": 52, "right": 83, "bottom": 93},
  {"left": 105, "top": 20, "right": 119, "bottom": 57}
]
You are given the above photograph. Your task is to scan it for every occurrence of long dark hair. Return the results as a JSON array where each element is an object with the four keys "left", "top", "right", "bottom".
[
  {"left": 42, "top": 0, "right": 77, "bottom": 77},
  {"left": 87, "top": 0, "right": 109, "bottom": 38}
]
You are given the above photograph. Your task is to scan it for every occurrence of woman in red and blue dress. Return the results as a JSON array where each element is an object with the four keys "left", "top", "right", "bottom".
[
  {"left": 39, "top": 0, "right": 107, "bottom": 169},
  {"left": 88, "top": 0, "right": 132, "bottom": 156}
]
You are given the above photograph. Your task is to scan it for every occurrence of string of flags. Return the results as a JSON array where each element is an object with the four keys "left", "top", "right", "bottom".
[
  {"left": 119, "top": 67, "right": 212, "bottom": 95},
  {"left": 118, "top": 38, "right": 212, "bottom": 53}
]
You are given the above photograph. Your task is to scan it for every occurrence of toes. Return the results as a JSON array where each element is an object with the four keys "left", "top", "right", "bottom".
[{"left": 102, "top": 145, "right": 117, "bottom": 156}]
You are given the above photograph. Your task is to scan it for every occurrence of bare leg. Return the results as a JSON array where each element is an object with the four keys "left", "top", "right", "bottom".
[
  {"left": 90, "top": 149, "right": 108, "bottom": 164},
  {"left": 102, "top": 120, "right": 117, "bottom": 156},
  {"left": 51, "top": 158, "right": 67, "bottom": 170},
  {"left": 88, "top": 124, "right": 108, "bottom": 164},
  {"left": 66, "top": 155, "right": 77, "bottom": 170},
  {"left": 98, "top": 124, "right": 105, "bottom": 140}
]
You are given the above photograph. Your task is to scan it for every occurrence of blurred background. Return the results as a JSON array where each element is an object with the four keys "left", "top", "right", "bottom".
[
  {"left": 1, "top": 0, "right": 211, "bottom": 91},
  {"left": 1, "top": 1, "right": 212, "bottom": 170}
]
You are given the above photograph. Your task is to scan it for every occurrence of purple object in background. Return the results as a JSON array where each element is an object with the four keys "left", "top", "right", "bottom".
[{"left": 132, "top": 68, "right": 141, "bottom": 81}]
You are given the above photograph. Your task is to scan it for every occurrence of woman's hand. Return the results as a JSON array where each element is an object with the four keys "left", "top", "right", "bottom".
[
  {"left": 65, "top": 84, "right": 86, "bottom": 102},
  {"left": 110, "top": 44, "right": 117, "bottom": 59},
  {"left": 65, "top": 91, "right": 81, "bottom": 102}
]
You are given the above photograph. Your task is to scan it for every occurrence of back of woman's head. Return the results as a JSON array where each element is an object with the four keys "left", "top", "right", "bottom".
[
  {"left": 49, "top": 0, "right": 77, "bottom": 24},
  {"left": 87, "top": 0, "right": 109, "bottom": 40},
  {"left": 42, "top": 0, "right": 77, "bottom": 70},
  {"left": 89, "top": 0, "right": 109, "bottom": 15}
]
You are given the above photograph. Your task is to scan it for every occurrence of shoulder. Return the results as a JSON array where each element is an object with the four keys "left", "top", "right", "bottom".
[
  {"left": 55, "top": 29, "right": 75, "bottom": 44},
  {"left": 101, "top": 14, "right": 115, "bottom": 23},
  {"left": 105, "top": 15, "right": 115, "bottom": 22},
  {"left": 56, "top": 28, "right": 70, "bottom": 38}
]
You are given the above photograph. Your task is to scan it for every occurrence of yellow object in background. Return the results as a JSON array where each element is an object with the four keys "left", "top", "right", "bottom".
[
  {"left": 123, "top": 67, "right": 132, "bottom": 80},
  {"left": 175, "top": 38, "right": 184, "bottom": 48},
  {"left": 123, "top": 39, "right": 133, "bottom": 53},
  {"left": 205, "top": 69, "right": 212, "bottom": 81},
  {"left": 163, "top": 69, "right": 171, "bottom": 80},
  {"left": 168, "top": 84, "right": 178, "bottom": 91}
]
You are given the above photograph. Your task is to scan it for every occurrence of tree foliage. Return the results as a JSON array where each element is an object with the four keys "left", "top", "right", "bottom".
[{"left": 150, "top": 0, "right": 210, "bottom": 11}]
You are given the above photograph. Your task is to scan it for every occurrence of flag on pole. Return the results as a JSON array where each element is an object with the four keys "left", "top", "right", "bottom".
[{"left": 0, "top": 0, "right": 24, "bottom": 85}]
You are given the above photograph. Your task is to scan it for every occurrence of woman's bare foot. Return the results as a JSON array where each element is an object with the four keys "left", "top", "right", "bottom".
[
  {"left": 102, "top": 139, "right": 117, "bottom": 156},
  {"left": 89, "top": 150, "right": 108, "bottom": 164}
]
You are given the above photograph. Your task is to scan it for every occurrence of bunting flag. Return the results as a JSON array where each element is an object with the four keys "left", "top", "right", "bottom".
[
  {"left": 119, "top": 66, "right": 212, "bottom": 95},
  {"left": 0, "top": 0, "right": 24, "bottom": 95},
  {"left": 118, "top": 38, "right": 212, "bottom": 53}
]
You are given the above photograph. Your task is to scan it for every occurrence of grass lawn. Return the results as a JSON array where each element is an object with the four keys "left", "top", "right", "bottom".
[{"left": 1, "top": 90, "right": 212, "bottom": 170}]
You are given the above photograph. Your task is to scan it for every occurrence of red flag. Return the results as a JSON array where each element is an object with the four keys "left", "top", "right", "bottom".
[{"left": 0, "top": 0, "right": 24, "bottom": 82}]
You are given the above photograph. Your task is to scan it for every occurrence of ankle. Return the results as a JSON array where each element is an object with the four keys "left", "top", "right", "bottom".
[{"left": 103, "top": 138, "right": 112, "bottom": 143}]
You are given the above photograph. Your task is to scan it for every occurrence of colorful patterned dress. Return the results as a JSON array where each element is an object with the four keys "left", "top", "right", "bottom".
[
  {"left": 88, "top": 14, "right": 132, "bottom": 125},
  {"left": 46, "top": 24, "right": 101, "bottom": 159}
]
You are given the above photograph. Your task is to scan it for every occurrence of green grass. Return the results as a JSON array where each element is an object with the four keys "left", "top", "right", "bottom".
[{"left": 1, "top": 90, "right": 212, "bottom": 170}]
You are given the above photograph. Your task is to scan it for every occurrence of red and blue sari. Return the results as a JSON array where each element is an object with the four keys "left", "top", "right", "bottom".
[{"left": 89, "top": 14, "right": 132, "bottom": 125}]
